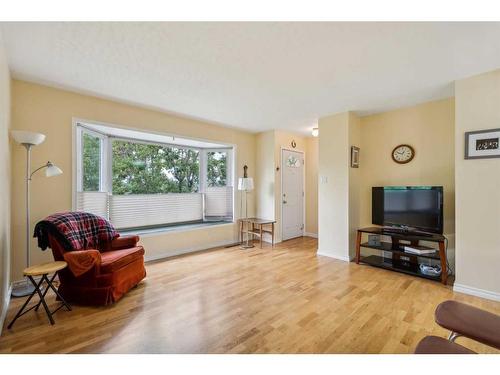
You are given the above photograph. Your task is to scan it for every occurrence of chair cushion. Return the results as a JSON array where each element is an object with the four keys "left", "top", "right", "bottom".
[
  {"left": 435, "top": 300, "right": 500, "bottom": 350},
  {"left": 414, "top": 336, "right": 476, "bottom": 354},
  {"left": 100, "top": 246, "right": 145, "bottom": 274}
]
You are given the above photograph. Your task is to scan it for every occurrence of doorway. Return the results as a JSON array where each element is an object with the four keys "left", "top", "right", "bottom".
[{"left": 281, "top": 148, "right": 305, "bottom": 241}]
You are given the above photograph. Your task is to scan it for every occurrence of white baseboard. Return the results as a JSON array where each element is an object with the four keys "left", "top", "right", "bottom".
[
  {"left": 304, "top": 232, "right": 318, "bottom": 239},
  {"left": 453, "top": 283, "right": 500, "bottom": 302},
  {"left": 0, "top": 283, "right": 12, "bottom": 336},
  {"left": 316, "top": 250, "right": 352, "bottom": 262},
  {"left": 145, "top": 239, "right": 238, "bottom": 263}
]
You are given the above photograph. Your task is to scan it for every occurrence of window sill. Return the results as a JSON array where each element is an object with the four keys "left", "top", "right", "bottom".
[{"left": 119, "top": 220, "right": 235, "bottom": 237}]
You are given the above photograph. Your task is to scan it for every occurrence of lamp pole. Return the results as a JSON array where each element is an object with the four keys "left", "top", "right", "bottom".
[
  {"left": 238, "top": 165, "right": 254, "bottom": 249},
  {"left": 25, "top": 144, "right": 32, "bottom": 270},
  {"left": 10, "top": 130, "right": 63, "bottom": 298},
  {"left": 12, "top": 143, "right": 36, "bottom": 297}
]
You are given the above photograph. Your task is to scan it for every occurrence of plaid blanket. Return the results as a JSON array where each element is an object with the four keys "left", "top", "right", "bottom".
[{"left": 34, "top": 211, "right": 119, "bottom": 251}]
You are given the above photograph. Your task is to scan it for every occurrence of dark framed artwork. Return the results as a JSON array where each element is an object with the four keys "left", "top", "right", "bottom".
[
  {"left": 351, "top": 146, "right": 360, "bottom": 168},
  {"left": 465, "top": 128, "right": 500, "bottom": 159}
]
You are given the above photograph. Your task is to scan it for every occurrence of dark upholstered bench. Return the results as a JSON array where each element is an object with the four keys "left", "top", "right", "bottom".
[
  {"left": 414, "top": 336, "right": 476, "bottom": 354},
  {"left": 435, "top": 300, "right": 500, "bottom": 350}
]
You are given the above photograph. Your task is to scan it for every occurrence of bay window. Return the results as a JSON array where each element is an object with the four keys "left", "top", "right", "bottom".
[{"left": 74, "top": 121, "right": 234, "bottom": 230}]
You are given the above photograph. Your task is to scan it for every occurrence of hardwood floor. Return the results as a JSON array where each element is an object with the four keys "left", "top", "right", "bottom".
[{"left": 1, "top": 237, "right": 499, "bottom": 354}]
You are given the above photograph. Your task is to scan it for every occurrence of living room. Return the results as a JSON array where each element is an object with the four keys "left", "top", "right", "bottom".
[{"left": 1, "top": 2, "right": 500, "bottom": 372}]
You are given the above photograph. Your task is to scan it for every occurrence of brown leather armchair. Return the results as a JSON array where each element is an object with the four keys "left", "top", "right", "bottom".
[{"left": 49, "top": 233, "right": 146, "bottom": 305}]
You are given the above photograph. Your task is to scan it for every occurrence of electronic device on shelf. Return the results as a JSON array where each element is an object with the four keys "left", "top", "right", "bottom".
[
  {"left": 372, "top": 186, "right": 444, "bottom": 235},
  {"left": 404, "top": 245, "right": 436, "bottom": 255},
  {"left": 367, "top": 234, "right": 381, "bottom": 246},
  {"left": 393, "top": 252, "right": 419, "bottom": 272},
  {"left": 420, "top": 264, "right": 442, "bottom": 277}
]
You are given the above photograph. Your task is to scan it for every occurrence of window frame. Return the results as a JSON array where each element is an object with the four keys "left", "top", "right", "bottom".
[
  {"left": 75, "top": 126, "right": 108, "bottom": 193},
  {"left": 72, "top": 119, "right": 236, "bottom": 228},
  {"left": 205, "top": 149, "right": 233, "bottom": 189}
]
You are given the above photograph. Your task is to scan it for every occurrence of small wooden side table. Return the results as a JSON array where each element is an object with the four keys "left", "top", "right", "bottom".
[
  {"left": 8, "top": 261, "right": 72, "bottom": 328},
  {"left": 239, "top": 218, "right": 276, "bottom": 248}
]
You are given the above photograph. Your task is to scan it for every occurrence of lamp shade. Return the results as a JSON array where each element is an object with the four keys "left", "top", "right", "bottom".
[
  {"left": 312, "top": 127, "right": 319, "bottom": 137},
  {"left": 45, "top": 162, "right": 63, "bottom": 177},
  {"left": 11, "top": 130, "right": 46, "bottom": 146},
  {"left": 238, "top": 177, "right": 254, "bottom": 191}
]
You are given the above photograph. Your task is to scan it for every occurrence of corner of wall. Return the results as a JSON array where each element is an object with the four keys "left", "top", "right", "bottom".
[
  {"left": 454, "top": 68, "right": 500, "bottom": 298},
  {"left": 348, "top": 112, "right": 362, "bottom": 259},
  {"left": 0, "top": 29, "right": 12, "bottom": 334},
  {"left": 318, "top": 112, "right": 351, "bottom": 259}
]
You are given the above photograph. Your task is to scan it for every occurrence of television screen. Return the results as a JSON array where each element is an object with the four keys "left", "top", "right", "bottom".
[{"left": 372, "top": 186, "right": 443, "bottom": 234}]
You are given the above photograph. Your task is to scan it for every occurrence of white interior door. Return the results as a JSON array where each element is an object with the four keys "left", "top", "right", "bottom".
[{"left": 281, "top": 149, "right": 304, "bottom": 240}]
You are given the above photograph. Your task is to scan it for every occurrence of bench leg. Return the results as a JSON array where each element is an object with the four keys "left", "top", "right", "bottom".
[
  {"left": 35, "top": 273, "right": 54, "bottom": 311},
  {"left": 30, "top": 275, "right": 55, "bottom": 325},
  {"left": 44, "top": 273, "right": 72, "bottom": 311},
  {"left": 448, "top": 331, "right": 461, "bottom": 342},
  {"left": 7, "top": 276, "right": 44, "bottom": 329}
]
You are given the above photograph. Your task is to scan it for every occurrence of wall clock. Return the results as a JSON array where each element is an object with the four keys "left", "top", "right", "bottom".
[{"left": 392, "top": 144, "right": 415, "bottom": 164}]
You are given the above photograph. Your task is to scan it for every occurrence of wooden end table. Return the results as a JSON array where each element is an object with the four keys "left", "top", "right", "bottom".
[
  {"left": 8, "top": 261, "right": 72, "bottom": 328},
  {"left": 239, "top": 218, "right": 276, "bottom": 248}
]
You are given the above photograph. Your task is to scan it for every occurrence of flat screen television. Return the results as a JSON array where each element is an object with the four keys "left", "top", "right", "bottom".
[{"left": 372, "top": 186, "right": 444, "bottom": 234}]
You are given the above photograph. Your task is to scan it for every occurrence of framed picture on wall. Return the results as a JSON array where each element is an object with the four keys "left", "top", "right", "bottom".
[
  {"left": 465, "top": 128, "right": 500, "bottom": 159},
  {"left": 351, "top": 146, "right": 360, "bottom": 168}
]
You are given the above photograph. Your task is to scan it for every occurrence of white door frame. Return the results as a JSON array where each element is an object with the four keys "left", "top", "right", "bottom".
[{"left": 280, "top": 147, "right": 306, "bottom": 241}]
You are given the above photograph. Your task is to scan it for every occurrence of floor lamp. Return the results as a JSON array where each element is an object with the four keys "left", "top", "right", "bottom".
[
  {"left": 11, "top": 130, "right": 63, "bottom": 297},
  {"left": 238, "top": 165, "right": 254, "bottom": 249}
]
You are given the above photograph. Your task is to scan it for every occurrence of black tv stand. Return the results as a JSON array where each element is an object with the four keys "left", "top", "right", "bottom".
[{"left": 355, "top": 227, "right": 448, "bottom": 285}]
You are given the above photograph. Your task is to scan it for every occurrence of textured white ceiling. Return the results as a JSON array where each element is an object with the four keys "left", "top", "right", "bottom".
[{"left": 2, "top": 22, "right": 500, "bottom": 134}]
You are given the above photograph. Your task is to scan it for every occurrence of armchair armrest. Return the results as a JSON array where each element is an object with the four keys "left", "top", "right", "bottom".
[
  {"left": 110, "top": 235, "right": 140, "bottom": 250},
  {"left": 63, "top": 249, "right": 102, "bottom": 277}
]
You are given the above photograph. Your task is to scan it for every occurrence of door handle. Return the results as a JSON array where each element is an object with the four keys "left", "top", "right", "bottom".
[{"left": 283, "top": 200, "right": 287, "bottom": 204}]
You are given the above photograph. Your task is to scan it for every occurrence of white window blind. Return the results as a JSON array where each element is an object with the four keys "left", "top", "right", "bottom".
[
  {"left": 204, "top": 186, "right": 233, "bottom": 218},
  {"left": 76, "top": 191, "right": 109, "bottom": 219},
  {"left": 109, "top": 193, "right": 204, "bottom": 229}
]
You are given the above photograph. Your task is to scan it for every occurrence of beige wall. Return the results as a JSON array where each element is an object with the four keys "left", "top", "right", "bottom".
[
  {"left": 318, "top": 112, "right": 351, "bottom": 260},
  {"left": 255, "top": 131, "right": 275, "bottom": 221},
  {"left": 10, "top": 80, "right": 256, "bottom": 281},
  {"left": 0, "top": 32, "right": 11, "bottom": 326},
  {"left": 359, "top": 98, "right": 456, "bottom": 267},
  {"left": 454, "top": 70, "right": 500, "bottom": 299},
  {"left": 359, "top": 98, "right": 455, "bottom": 234},
  {"left": 305, "top": 137, "right": 318, "bottom": 235},
  {"left": 319, "top": 100, "right": 455, "bottom": 262},
  {"left": 348, "top": 113, "right": 362, "bottom": 259}
]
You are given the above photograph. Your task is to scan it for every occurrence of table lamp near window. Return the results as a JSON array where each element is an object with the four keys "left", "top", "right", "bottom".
[
  {"left": 238, "top": 165, "right": 254, "bottom": 219},
  {"left": 238, "top": 165, "right": 254, "bottom": 248},
  {"left": 10, "top": 130, "right": 63, "bottom": 297}
]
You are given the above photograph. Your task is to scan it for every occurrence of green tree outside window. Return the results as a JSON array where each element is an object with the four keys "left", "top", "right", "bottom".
[
  {"left": 207, "top": 151, "right": 227, "bottom": 187},
  {"left": 82, "top": 133, "right": 101, "bottom": 191},
  {"left": 112, "top": 140, "right": 200, "bottom": 194}
]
